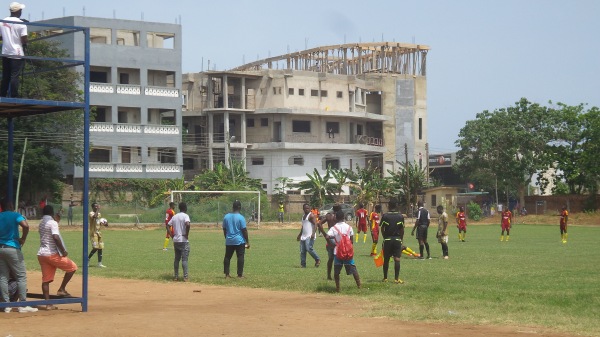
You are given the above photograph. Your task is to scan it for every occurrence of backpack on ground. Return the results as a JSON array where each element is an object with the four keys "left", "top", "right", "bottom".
[{"left": 333, "top": 225, "right": 354, "bottom": 260}]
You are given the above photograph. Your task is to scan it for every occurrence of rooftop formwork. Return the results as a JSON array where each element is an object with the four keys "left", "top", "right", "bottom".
[{"left": 230, "top": 42, "right": 429, "bottom": 76}]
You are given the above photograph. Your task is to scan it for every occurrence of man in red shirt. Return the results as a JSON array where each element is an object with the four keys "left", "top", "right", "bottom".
[
  {"left": 559, "top": 206, "right": 568, "bottom": 243},
  {"left": 163, "top": 202, "right": 176, "bottom": 251},
  {"left": 355, "top": 203, "right": 368, "bottom": 243},
  {"left": 369, "top": 205, "right": 381, "bottom": 256},
  {"left": 456, "top": 206, "right": 467, "bottom": 242},
  {"left": 500, "top": 208, "right": 512, "bottom": 241}
]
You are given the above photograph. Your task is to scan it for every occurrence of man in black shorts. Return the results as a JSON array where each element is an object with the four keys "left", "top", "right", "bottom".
[
  {"left": 380, "top": 198, "right": 405, "bottom": 284},
  {"left": 411, "top": 201, "right": 431, "bottom": 259}
]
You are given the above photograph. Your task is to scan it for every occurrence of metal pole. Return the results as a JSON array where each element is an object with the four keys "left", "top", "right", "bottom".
[
  {"left": 82, "top": 26, "right": 91, "bottom": 313},
  {"left": 15, "top": 138, "right": 27, "bottom": 207},
  {"left": 7, "top": 118, "right": 14, "bottom": 202}
]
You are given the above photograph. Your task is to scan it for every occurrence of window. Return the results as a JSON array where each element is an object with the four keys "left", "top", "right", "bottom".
[
  {"left": 116, "top": 29, "right": 140, "bottom": 46},
  {"left": 288, "top": 88, "right": 294, "bottom": 95},
  {"left": 431, "top": 194, "right": 437, "bottom": 207},
  {"left": 326, "top": 122, "right": 339, "bottom": 134},
  {"left": 247, "top": 118, "right": 255, "bottom": 127},
  {"left": 90, "top": 71, "right": 108, "bottom": 83},
  {"left": 323, "top": 157, "right": 340, "bottom": 170},
  {"left": 357, "top": 124, "right": 363, "bottom": 136},
  {"left": 293, "top": 120, "right": 311, "bottom": 133},
  {"left": 90, "top": 148, "right": 110, "bottom": 162},
  {"left": 260, "top": 118, "right": 269, "bottom": 127},
  {"left": 95, "top": 107, "right": 106, "bottom": 122},
  {"left": 298, "top": 88, "right": 305, "bottom": 96},
  {"left": 262, "top": 184, "right": 268, "bottom": 189},
  {"left": 336, "top": 91, "right": 343, "bottom": 98},
  {"left": 119, "top": 73, "right": 130, "bottom": 84},
  {"left": 147, "top": 32, "right": 175, "bottom": 49},
  {"left": 252, "top": 157, "right": 264, "bottom": 165},
  {"left": 289, "top": 156, "right": 304, "bottom": 166},
  {"left": 310, "top": 89, "right": 319, "bottom": 97},
  {"left": 321, "top": 90, "right": 328, "bottom": 97},
  {"left": 419, "top": 118, "right": 423, "bottom": 140}
]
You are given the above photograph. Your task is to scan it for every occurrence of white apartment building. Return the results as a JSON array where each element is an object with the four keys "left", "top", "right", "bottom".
[{"left": 183, "top": 42, "right": 429, "bottom": 194}]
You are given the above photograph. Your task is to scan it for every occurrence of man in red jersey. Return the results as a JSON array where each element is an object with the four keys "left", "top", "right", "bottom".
[
  {"left": 500, "top": 208, "right": 512, "bottom": 241},
  {"left": 163, "top": 202, "right": 176, "bottom": 251},
  {"left": 369, "top": 204, "right": 381, "bottom": 256},
  {"left": 456, "top": 206, "right": 467, "bottom": 242},
  {"left": 559, "top": 205, "right": 568, "bottom": 243},
  {"left": 355, "top": 203, "right": 368, "bottom": 243}
]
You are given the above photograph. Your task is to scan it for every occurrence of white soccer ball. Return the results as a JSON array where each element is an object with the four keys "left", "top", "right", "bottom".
[{"left": 99, "top": 218, "right": 108, "bottom": 226}]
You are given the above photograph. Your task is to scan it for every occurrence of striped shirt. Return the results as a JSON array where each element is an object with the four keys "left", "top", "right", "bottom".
[{"left": 37, "top": 215, "right": 60, "bottom": 256}]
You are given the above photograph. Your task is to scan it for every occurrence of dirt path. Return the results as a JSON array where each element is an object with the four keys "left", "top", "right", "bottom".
[{"left": 0, "top": 272, "right": 575, "bottom": 337}]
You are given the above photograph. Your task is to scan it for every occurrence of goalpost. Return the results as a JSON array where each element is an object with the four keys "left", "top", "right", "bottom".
[{"left": 170, "top": 190, "right": 262, "bottom": 228}]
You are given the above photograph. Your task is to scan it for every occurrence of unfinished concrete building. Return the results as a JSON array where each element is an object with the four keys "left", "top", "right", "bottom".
[{"left": 182, "top": 42, "right": 428, "bottom": 194}]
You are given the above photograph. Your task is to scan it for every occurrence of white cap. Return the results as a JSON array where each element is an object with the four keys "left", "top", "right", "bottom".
[{"left": 9, "top": 2, "right": 25, "bottom": 12}]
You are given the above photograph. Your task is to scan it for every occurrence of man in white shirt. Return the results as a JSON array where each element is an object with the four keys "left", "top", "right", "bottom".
[
  {"left": 37, "top": 205, "right": 77, "bottom": 310},
  {"left": 168, "top": 202, "right": 191, "bottom": 282},
  {"left": 326, "top": 210, "right": 361, "bottom": 292},
  {"left": 0, "top": 2, "right": 27, "bottom": 97}
]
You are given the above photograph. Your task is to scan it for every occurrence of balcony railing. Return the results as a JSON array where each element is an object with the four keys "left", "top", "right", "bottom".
[
  {"left": 241, "top": 134, "right": 384, "bottom": 146},
  {"left": 91, "top": 123, "right": 179, "bottom": 135},
  {"left": 89, "top": 83, "right": 180, "bottom": 97},
  {"left": 90, "top": 163, "right": 180, "bottom": 173}
]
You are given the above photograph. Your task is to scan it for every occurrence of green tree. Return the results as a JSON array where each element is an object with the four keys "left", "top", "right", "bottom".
[
  {"left": 330, "top": 167, "right": 352, "bottom": 203},
  {"left": 193, "top": 160, "right": 262, "bottom": 192},
  {"left": 579, "top": 106, "right": 600, "bottom": 197},
  {"left": 388, "top": 161, "right": 428, "bottom": 212},
  {"left": 347, "top": 162, "right": 388, "bottom": 209},
  {"left": 455, "top": 98, "right": 555, "bottom": 207},
  {"left": 295, "top": 168, "right": 334, "bottom": 208},
  {"left": 273, "top": 177, "right": 293, "bottom": 203}
]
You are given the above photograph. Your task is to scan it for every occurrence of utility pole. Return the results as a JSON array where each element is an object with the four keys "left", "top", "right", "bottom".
[
  {"left": 405, "top": 143, "right": 410, "bottom": 214},
  {"left": 425, "top": 143, "right": 429, "bottom": 185}
]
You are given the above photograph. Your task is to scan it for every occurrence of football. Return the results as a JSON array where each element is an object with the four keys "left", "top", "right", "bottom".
[{"left": 99, "top": 218, "right": 108, "bottom": 226}]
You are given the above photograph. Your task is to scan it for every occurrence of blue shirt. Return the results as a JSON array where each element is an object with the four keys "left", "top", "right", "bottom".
[
  {"left": 0, "top": 211, "right": 26, "bottom": 249},
  {"left": 222, "top": 212, "right": 247, "bottom": 246}
]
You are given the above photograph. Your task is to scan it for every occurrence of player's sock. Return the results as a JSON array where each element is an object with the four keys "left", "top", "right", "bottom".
[
  {"left": 363, "top": 234, "right": 367, "bottom": 243},
  {"left": 500, "top": 235, "right": 504, "bottom": 241},
  {"left": 506, "top": 235, "right": 510, "bottom": 241},
  {"left": 462, "top": 233, "right": 466, "bottom": 241},
  {"left": 371, "top": 243, "right": 377, "bottom": 255},
  {"left": 419, "top": 244, "right": 424, "bottom": 258},
  {"left": 564, "top": 233, "right": 568, "bottom": 242},
  {"left": 163, "top": 238, "right": 170, "bottom": 249},
  {"left": 425, "top": 242, "right": 430, "bottom": 258},
  {"left": 394, "top": 260, "right": 400, "bottom": 280},
  {"left": 355, "top": 234, "right": 358, "bottom": 243}
]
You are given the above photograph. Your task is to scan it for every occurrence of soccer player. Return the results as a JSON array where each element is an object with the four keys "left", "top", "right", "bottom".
[
  {"left": 559, "top": 205, "right": 568, "bottom": 243},
  {"left": 277, "top": 202, "right": 284, "bottom": 223},
  {"left": 369, "top": 204, "right": 381, "bottom": 256},
  {"left": 163, "top": 202, "right": 176, "bottom": 251},
  {"left": 436, "top": 205, "right": 449, "bottom": 259},
  {"left": 500, "top": 208, "right": 512, "bottom": 241},
  {"left": 380, "top": 198, "right": 405, "bottom": 284},
  {"left": 88, "top": 202, "right": 107, "bottom": 268},
  {"left": 411, "top": 201, "right": 431, "bottom": 259},
  {"left": 456, "top": 206, "right": 467, "bottom": 242},
  {"left": 355, "top": 203, "right": 368, "bottom": 243}
]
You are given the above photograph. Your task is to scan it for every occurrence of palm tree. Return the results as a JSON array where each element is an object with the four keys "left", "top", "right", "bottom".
[
  {"left": 330, "top": 167, "right": 352, "bottom": 203},
  {"left": 296, "top": 168, "right": 335, "bottom": 208}
]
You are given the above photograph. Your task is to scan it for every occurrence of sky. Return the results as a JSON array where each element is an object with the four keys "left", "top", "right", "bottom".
[{"left": 20, "top": 0, "right": 600, "bottom": 155}]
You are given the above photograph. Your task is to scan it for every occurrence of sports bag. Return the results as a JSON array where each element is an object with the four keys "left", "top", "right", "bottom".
[{"left": 333, "top": 225, "right": 354, "bottom": 260}]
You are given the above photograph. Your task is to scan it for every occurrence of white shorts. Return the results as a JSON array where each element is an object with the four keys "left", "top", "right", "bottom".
[{"left": 438, "top": 235, "right": 448, "bottom": 244}]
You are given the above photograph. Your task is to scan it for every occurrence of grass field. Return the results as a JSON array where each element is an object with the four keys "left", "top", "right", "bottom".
[{"left": 20, "top": 223, "right": 600, "bottom": 336}]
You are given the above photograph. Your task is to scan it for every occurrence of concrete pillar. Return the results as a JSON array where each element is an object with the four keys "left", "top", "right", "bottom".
[
  {"left": 241, "top": 111, "right": 247, "bottom": 171},
  {"left": 224, "top": 111, "right": 230, "bottom": 168},
  {"left": 208, "top": 113, "right": 214, "bottom": 170},
  {"left": 223, "top": 75, "right": 228, "bottom": 108},
  {"left": 241, "top": 77, "right": 246, "bottom": 109}
]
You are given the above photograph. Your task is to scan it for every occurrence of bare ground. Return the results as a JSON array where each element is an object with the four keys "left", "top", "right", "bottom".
[{"left": 0, "top": 271, "right": 578, "bottom": 337}]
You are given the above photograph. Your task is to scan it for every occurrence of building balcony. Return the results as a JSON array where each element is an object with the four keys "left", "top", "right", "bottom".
[
  {"left": 90, "top": 163, "right": 181, "bottom": 173},
  {"left": 90, "top": 123, "right": 180, "bottom": 135},
  {"left": 89, "top": 83, "right": 180, "bottom": 97}
]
